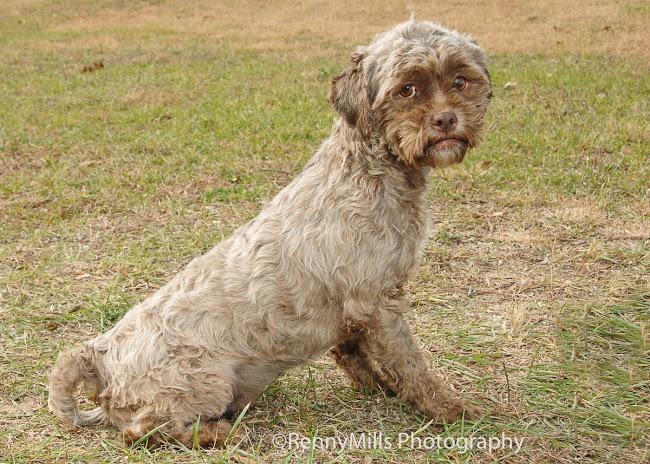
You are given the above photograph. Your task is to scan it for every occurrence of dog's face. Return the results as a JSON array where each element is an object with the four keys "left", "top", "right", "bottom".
[{"left": 329, "top": 21, "right": 492, "bottom": 169}]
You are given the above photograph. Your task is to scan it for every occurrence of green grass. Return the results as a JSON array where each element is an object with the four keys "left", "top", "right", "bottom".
[{"left": 1, "top": 2, "right": 649, "bottom": 463}]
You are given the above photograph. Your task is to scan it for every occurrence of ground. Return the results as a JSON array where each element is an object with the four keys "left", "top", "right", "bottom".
[{"left": 0, "top": 1, "right": 648, "bottom": 463}]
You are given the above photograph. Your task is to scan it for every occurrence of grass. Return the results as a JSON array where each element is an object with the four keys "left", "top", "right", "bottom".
[{"left": 0, "top": 1, "right": 649, "bottom": 463}]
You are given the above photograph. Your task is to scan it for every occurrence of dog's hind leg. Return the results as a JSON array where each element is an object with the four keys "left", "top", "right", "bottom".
[
  {"left": 121, "top": 410, "right": 237, "bottom": 448},
  {"left": 121, "top": 366, "right": 237, "bottom": 448},
  {"left": 171, "top": 417, "right": 238, "bottom": 448},
  {"left": 121, "top": 408, "right": 165, "bottom": 447}
]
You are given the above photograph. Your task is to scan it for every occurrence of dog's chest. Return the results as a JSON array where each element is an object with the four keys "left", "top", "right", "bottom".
[
  {"left": 362, "top": 194, "right": 430, "bottom": 282},
  {"left": 268, "top": 156, "right": 431, "bottom": 294},
  {"left": 302, "top": 187, "right": 429, "bottom": 292}
]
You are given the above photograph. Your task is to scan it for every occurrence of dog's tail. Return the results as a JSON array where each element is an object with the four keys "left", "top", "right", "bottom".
[{"left": 48, "top": 344, "right": 106, "bottom": 426}]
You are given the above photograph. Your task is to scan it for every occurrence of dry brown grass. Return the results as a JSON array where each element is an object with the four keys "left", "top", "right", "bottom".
[{"left": 25, "top": 0, "right": 647, "bottom": 58}]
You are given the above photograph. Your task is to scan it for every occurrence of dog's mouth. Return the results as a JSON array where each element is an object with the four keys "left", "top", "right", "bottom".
[
  {"left": 421, "top": 136, "right": 469, "bottom": 168},
  {"left": 426, "top": 136, "right": 469, "bottom": 151}
]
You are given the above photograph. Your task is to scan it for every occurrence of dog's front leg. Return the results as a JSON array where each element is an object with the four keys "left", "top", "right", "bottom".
[
  {"left": 330, "top": 337, "right": 392, "bottom": 394},
  {"left": 354, "top": 297, "right": 481, "bottom": 423}
]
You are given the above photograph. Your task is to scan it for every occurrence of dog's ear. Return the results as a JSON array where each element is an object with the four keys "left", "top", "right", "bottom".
[
  {"left": 466, "top": 39, "right": 492, "bottom": 100},
  {"left": 328, "top": 49, "right": 373, "bottom": 135}
]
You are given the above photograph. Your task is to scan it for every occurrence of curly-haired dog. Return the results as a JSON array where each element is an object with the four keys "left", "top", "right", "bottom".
[{"left": 49, "top": 20, "right": 492, "bottom": 447}]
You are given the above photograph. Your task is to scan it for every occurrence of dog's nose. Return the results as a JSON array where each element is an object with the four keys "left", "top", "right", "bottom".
[{"left": 433, "top": 112, "right": 457, "bottom": 132}]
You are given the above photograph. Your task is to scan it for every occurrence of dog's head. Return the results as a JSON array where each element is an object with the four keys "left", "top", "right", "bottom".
[{"left": 329, "top": 21, "right": 492, "bottom": 168}]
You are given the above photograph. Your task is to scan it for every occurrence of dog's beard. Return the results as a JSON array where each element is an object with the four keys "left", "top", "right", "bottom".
[{"left": 421, "top": 137, "right": 468, "bottom": 168}]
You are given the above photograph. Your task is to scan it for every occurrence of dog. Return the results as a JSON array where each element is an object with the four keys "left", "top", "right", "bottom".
[{"left": 49, "top": 20, "right": 492, "bottom": 447}]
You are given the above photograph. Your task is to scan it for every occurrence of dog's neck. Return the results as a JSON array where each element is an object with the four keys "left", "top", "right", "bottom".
[{"left": 326, "top": 118, "right": 430, "bottom": 195}]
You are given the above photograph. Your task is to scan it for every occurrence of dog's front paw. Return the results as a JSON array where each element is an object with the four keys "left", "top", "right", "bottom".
[{"left": 438, "top": 399, "right": 483, "bottom": 423}]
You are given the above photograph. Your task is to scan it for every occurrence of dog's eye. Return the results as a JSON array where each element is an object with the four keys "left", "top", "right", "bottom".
[
  {"left": 398, "top": 84, "right": 416, "bottom": 98},
  {"left": 453, "top": 77, "right": 467, "bottom": 91}
]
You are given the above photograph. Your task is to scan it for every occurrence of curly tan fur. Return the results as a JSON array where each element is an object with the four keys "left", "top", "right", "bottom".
[{"left": 49, "top": 20, "right": 492, "bottom": 447}]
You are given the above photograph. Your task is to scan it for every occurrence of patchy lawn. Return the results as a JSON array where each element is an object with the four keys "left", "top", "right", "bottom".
[{"left": 0, "top": 1, "right": 648, "bottom": 463}]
